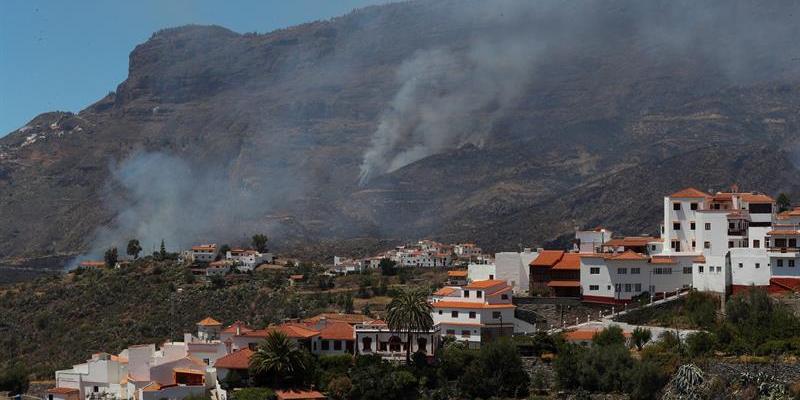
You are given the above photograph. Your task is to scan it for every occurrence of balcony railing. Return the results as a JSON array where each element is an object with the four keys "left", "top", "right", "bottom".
[
  {"left": 768, "top": 247, "right": 799, "bottom": 253},
  {"left": 727, "top": 229, "right": 747, "bottom": 236}
]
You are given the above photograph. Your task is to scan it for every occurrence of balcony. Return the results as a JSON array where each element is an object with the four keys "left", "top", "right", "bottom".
[{"left": 727, "top": 229, "right": 747, "bottom": 237}]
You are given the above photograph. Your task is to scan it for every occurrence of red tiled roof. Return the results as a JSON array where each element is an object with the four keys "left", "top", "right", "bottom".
[
  {"left": 48, "top": 388, "right": 79, "bottom": 394},
  {"left": 222, "top": 321, "right": 253, "bottom": 334},
  {"left": 245, "top": 324, "right": 319, "bottom": 339},
  {"left": 608, "top": 250, "right": 648, "bottom": 261},
  {"left": 275, "top": 389, "right": 327, "bottom": 400},
  {"left": 650, "top": 256, "right": 677, "bottom": 264},
  {"left": 431, "top": 301, "right": 514, "bottom": 309},
  {"left": 433, "top": 287, "right": 457, "bottom": 296},
  {"left": 741, "top": 193, "right": 774, "bottom": 203},
  {"left": 693, "top": 256, "right": 706, "bottom": 263},
  {"left": 777, "top": 207, "right": 800, "bottom": 218},
  {"left": 214, "top": 348, "right": 253, "bottom": 370},
  {"left": 79, "top": 261, "right": 106, "bottom": 268},
  {"left": 191, "top": 244, "right": 217, "bottom": 251},
  {"left": 552, "top": 253, "right": 581, "bottom": 271},
  {"left": 197, "top": 317, "right": 222, "bottom": 326},
  {"left": 465, "top": 279, "right": 506, "bottom": 289},
  {"left": 547, "top": 280, "right": 580, "bottom": 287},
  {"left": 768, "top": 230, "right": 800, "bottom": 236},
  {"left": 669, "top": 187, "right": 711, "bottom": 198},
  {"left": 531, "top": 250, "right": 564, "bottom": 267},
  {"left": 447, "top": 270, "right": 468, "bottom": 277},
  {"left": 318, "top": 321, "right": 355, "bottom": 340}
]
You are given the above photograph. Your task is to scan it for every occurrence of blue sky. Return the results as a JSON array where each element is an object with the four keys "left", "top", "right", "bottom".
[{"left": 0, "top": 0, "right": 392, "bottom": 136}]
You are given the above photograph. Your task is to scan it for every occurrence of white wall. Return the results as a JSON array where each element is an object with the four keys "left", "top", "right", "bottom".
[{"left": 494, "top": 251, "right": 537, "bottom": 294}]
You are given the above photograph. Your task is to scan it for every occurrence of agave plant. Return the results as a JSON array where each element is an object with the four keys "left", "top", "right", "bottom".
[{"left": 673, "top": 363, "right": 704, "bottom": 398}]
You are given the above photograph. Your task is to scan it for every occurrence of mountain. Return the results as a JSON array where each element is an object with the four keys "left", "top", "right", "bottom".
[{"left": 1, "top": 0, "right": 800, "bottom": 266}]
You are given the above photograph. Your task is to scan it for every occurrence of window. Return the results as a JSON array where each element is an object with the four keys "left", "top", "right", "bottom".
[
  {"left": 48, "top": 395, "right": 53, "bottom": 400},
  {"left": 461, "top": 330, "right": 471, "bottom": 337},
  {"left": 705, "top": 223, "right": 712, "bottom": 231},
  {"left": 635, "top": 283, "right": 642, "bottom": 292},
  {"left": 631, "top": 268, "right": 640, "bottom": 274},
  {"left": 590, "top": 267, "right": 600, "bottom": 275},
  {"left": 624, "top": 284, "right": 632, "bottom": 292},
  {"left": 203, "top": 358, "right": 210, "bottom": 365},
  {"left": 683, "top": 266, "right": 692, "bottom": 274},
  {"left": 469, "top": 311, "right": 476, "bottom": 319},
  {"left": 464, "top": 290, "right": 470, "bottom": 298},
  {"left": 692, "top": 240, "right": 696, "bottom": 249},
  {"left": 673, "top": 222, "right": 681, "bottom": 230},
  {"left": 671, "top": 240, "right": 679, "bottom": 249},
  {"left": 322, "top": 340, "right": 330, "bottom": 350},
  {"left": 738, "top": 263, "right": 743, "bottom": 268},
  {"left": 651, "top": 245, "right": 656, "bottom": 251},
  {"left": 716, "top": 266, "right": 721, "bottom": 273},
  {"left": 477, "top": 291, "right": 482, "bottom": 298},
  {"left": 755, "top": 263, "right": 760, "bottom": 269},
  {"left": 690, "top": 203, "right": 698, "bottom": 210},
  {"left": 790, "top": 260, "right": 795, "bottom": 267},
  {"left": 334, "top": 340, "right": 342, "bottom": 351},
  {"left": 777, "top": 259, "right": 784, "bottom": 267},
  {"left": 704, "top": 241, "right": 711, "bottom": 249},
  {"left": 673, "top": 203, "right": 681, "bottom": 210},
  {"left": 699, "top": 266, "right": 704, "bottom": 273},
  {"left": 753, "top": 239, "right": 760, "bottom": 248},
  {"left": 615, "top": 283, "right": 622, "bottom": 293},
  {"left": 728, "top": 241, "right": 734, "bottom": 248},
  {"left": 438, "top": 310, "right": 442, "bottom": 314},
  {"left": 492, "top": 311, "right": 502, "bottom": 319},
  {"left": 607, "top": 285, "right": 611, "bottom": 290},
  {"left": 93, "top": 387, "right": 99, "bottom": 393},
  {"left": 362, "top": 337, "right": 372, "bottom": 351},
  {"left": 501, "top": 294, "right": 508, "bottom": 300},
  {"left": 451, "top": 311, "right": 459, "bottom": 318},
  {"left": 489, "top": 274, "right": 494, "bottom": 279},
  {"left": 690, "top": 222, "right": 696, "bottom": 230},
  {"left": 618, "top": 268, "right": 627, "bottom": 274},
  {"left": 589, "top": 285, "right": 599, "bottom": 291}
]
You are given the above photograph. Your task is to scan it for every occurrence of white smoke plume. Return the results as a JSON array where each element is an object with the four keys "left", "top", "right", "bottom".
[{"left": 358, "top": 37, "right": 542, "bottom": 185}]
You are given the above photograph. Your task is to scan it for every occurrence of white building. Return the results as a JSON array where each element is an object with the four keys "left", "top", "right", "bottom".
[
  {"left": 493, "top": 249, "right": 539, "bottom": 294},
  {"left": 226, "top": 248, "right": 272, "bottom": 272},
  {"left": 430, "top": 279, "right": 515, "bottom": 348},
  {"left": 354, "top": 321, "right": 439, "bottom": 361},
  {"left": 454, "top": 243, "right": 482, "bottom": 259},
  {"left": 190, "top": 244, "right": 217, "bottom": 263}
]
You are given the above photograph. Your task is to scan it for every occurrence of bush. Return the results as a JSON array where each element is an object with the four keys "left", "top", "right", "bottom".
[
  {"left": 458, "top": 339, "right": 530, "bottom": 398},
  {"left": 686, "top": 332, "right": 716, "bottom": 358},
  {"left": 632, "top": 327, "right": 652, "bottom": 351},
  {"left": 628, "top": 361, "right": 668, "bottom": 400},
  {"left": 231, "top": 387, "right": 276, "bottom": 400},
  {"left": 0, "top": 365, "right": 29, "bottom": 395}
]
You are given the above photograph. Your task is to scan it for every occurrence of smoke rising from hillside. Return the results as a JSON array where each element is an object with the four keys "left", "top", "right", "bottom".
[{"left": 75, "top": 152, "right": 295, "bottom": 266}]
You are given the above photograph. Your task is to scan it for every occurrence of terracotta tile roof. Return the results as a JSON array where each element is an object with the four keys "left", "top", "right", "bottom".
[
  {"left": 245, "top": 323, "right": 319, "bottom": 339},
  {"left": 607, "top": 250, "right": 648, "bottom": 261},
  {"left": 197, "top": 317, "right": 222, "bottom": 326},
  {"left": 142, "top": 382, "right": 163, "bottom": 392},
  {"left": 275, "top": 389, "right": 327, "bottom": 400},
  {"left": 465, "top": 279, "right": 506, "bottom": 289},
  {"left": 547, "top": 280, "right": 581, "bottom": 287},
  {"left": 433, "top": 287, "right": 457, "bottom": 296},
  {"left": 740, "top": 193, "right": 774, "bottom": 203},
  {"left": 214, "top": 348, "right": 253, "bottom": 370},
  {"left": 289, "top": 274, "right": 305, "bottom": 280},
  {"left": 431, "top": 301, "right": 514, "bottom": 309},
  {"left": 693, "top": 256, "right": 706, "bottom": 263},
  {"left": 552, "top": 253, "right": 581, "bottom": 270},
  {"left": 767, "top": 230, "right": 800, "bottom": 236},
  {"left": 79, "top": 260, "right": 106, "bottom": 268},
  {"left": 669, "top": 187, "right": 711, "bottom": 198},
  {"left": 531, "top": 250, "right": 564, "bottom": 267},
  {"left": 222, "top": 321, "right": 253, "bottom": 334},
  {"left": 303, "top": 313, "right": 374, "bottom": 325},
  {"left": 777, "top": 207, "right": 800, "bottom": 218},
  {"left": 191, "top": 244, "right": 217, "bottom": 251},
  {"left": 649, "top": 256, "right": 677, "bottom": 264},
  {"left": 447, "top": 270, "right": 468, "bottom": 277},
  {"left": 173, "top": 367, "right": 205, "bottom": 375},
  {"left": 319, "top": 321, "right": 355, "bottom": 340},
  {"left": 48, "top": 388, "right": 79, "bottom": 394}
]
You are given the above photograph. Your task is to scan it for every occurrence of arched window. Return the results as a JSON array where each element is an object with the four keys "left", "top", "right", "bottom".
[
  {"left": 417, "top": 337, "right": 427, "bottom": 352},
  {"left": 389, "top": 335, "right": 402, "bottom": 352},
  {"left": 362, "top": 336, "right": 372, "bottom": 351}
]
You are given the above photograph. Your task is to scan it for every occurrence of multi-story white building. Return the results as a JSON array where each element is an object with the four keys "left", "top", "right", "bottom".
[
  {"left": 493, "top": 249, "right": 539, "bottom": 294},
  {"left": 454, "top": 243, "right": 482, "bottom": 259},
  {"left": 190, "top": 244, "right": 217, "bottom": 263},
  {"left": 430, "top": 279, "right": 515, "bottom": 348},
  {"left": 579, "top": 187, "right": 797, "bottom": 303}
]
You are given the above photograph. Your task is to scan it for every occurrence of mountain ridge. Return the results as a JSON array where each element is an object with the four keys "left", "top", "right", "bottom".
[{"left": 1, "top": 0, "right": 799, "bottom": 265}]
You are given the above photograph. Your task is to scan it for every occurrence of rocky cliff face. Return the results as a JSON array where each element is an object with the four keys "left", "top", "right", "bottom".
[{"left": 1, "top": 0, "right": 799, "bottom": 264}]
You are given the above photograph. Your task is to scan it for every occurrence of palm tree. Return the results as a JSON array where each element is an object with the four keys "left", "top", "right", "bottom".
[
  {"left": 249, "top": 331, "right": 307, "bottom": 388},
  {"left": 386, "top": 287, "right": 434, "bottom": 363}
]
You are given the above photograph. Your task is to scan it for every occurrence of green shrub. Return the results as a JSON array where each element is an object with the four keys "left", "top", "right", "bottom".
[{"left": 231, "top": 387, "right": 276, "bottom": 400}]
